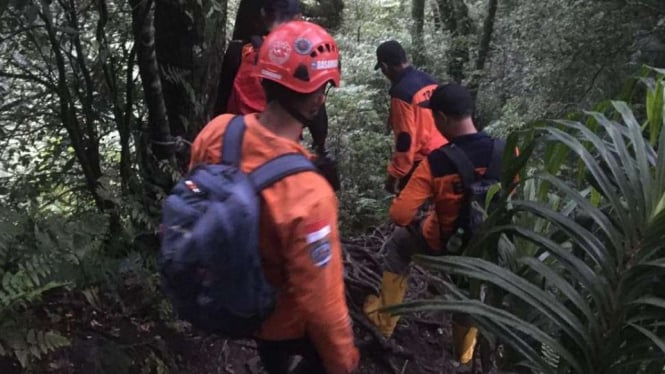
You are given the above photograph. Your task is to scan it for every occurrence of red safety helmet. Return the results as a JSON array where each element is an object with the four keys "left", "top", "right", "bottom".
[{"left": 252, "top": 20, "right": 340, "bottom": 94}]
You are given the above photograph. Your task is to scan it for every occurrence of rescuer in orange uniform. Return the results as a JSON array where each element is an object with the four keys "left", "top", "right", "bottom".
[
  {"left": 190, "top": 21, "right": 359, "bottom": 374},
  {"left": 226, "top": 0, "right": 302, "bottom": 115},
  {"left": 364, "top": 83, "right": 503, "bottom": 367},
  {"left": 226, "top": 0, "right": 340, "bottom": 190},
  {"left": 374, "top": 40, "right": 447, "bottom": 193}
]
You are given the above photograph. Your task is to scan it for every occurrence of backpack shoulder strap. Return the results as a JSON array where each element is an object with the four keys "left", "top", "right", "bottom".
[
  {"left": 250, "top": 153, "right": 318, "bottom": 191},
  {"left": 249, "top": 35, "right": 263, "bottom": 50},
  {"left": 221, "top": 115, "right": 246, "bottom": 166},
  {"left": 484, "top": 139, "right": 506, "bottom": 180},
  {"left": 441, "top": 144, "right": 476, "bottom": 191}
]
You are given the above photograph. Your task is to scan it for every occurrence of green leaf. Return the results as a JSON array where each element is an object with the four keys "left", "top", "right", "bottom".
[
  {"left": 540, "top": 139, "right": 569, "bottom": 200},
  {"left": 591, "top": 110, "right": 647, "bottom": 214},
  {"left": 628, "top": 323, "right": 665, "bottom": 357},
  {"left": 44, "top": 331, "right": 69, "bottom": 350},
  {"left": 627, "top": 297, "right": 665, "bottom": 311},
  {"left": 647, "top": 66, "right": 665, "bottom": 76},
  {"left": 537, "top": 173, "right": 623, "bottom": 253},
  {"left": 414, "top": 255, "right": 595, "bottom": 356},
  {"left": 543, "top": 126, "right": 631, "bottom": 260},
  {"left": 385, "top": 299, "right": 586, "bottom": 374},
  {"left": 519, "top": 256, "right": 601, "bottom": 334},
  {"left": 29, "top": 345, "right": 41, "bottom": 360},
  {"left": 26, "top": 329, "right": 35, "bottom": 345},
  {"left": 655, "top": 90, "right": 665, "bottom": 199},
  {"left": 506, "top": 225, "right": 612, "bottom": 316},
  {"left": 612, "top": 101, "right": 654, "bottom": 213},
  {"left": 475, "top": 313, "right": 555, "bottom": 373},
  {"left": 14, "top": 349, "right": 28, "bottom": 368},
  {"left": 645, "top": 80, "right": 664, "bottom": 146},
  {"left": 485, "top": 183, "right": 501, "bottom": 211},
  {"left": 503, "top": 129, "right": 536, "bottom": 188},
  {"left": 512, "top": 200, "right": 616, "bottom": 282}
]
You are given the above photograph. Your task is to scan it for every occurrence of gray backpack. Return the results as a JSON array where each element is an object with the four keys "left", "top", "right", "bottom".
[
  {"left": 159, "top": 116, "right": 317, "bottom": 337},
  {"left": 442, "top": 139, "right": 505, "bottom": 253}
]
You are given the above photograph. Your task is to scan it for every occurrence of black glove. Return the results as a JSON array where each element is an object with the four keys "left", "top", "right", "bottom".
[
  {"left": 314, "top": 148, "right": 340, "bottom": 191},
  {"left": 384, "top": 175, "right": 397, "bottom": 194}
]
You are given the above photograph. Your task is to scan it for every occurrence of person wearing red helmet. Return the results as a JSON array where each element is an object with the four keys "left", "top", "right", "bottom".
[
  {"left": 189, "top": 20, "right": 359, "bottom": 374},
  {"left": 224, "top": 0, "right": 340, "bottom": 190}
]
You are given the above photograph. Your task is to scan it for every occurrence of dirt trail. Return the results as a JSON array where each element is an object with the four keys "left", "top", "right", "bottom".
[{"left": 1, "top": 228, "right": 482, "bottom": 374}]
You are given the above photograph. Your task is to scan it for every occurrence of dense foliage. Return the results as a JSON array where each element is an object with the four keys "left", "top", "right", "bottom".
[
  {"left": 0, "top": 0, "right": 663, "bottom": 371},
  {"left": 392, "top": 68, "right": 665, "bottom": 373}
]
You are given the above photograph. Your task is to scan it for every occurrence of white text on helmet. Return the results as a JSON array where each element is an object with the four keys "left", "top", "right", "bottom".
[
  {"left": 261, "top": 69, "right": 283, "bottom": 80},
  {"left": 311, "top": 60, "right": 338, "bottom": 70}
]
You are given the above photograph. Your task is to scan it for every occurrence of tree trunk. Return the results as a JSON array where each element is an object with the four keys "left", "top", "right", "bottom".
[
  {"left": 469, "top": 0, "right": 498, "bottom": 106},
  {"left": 435, "top": 0, "right": 456, "bottom": 33},
  {"left": 38, "top": 0, "right": 106, "bottom": 211},
  {"left": 154, "top": 0, "right": 227, "bottom": 169},
  {"left": 411, "top": 0, "right": 426, "bottom": 66},
  {"left": 446, "top": 0, "right": 472, "bottom": 83},
  {"left": 129, "top": 0, "right": 172, "bottom": 163},
  {"left": 431, "top": 1, "right": 442, "bottom": 32},
  {"left": 232, "top": 0, "right": 264, "bottom": 42},
  {"left": 476, "top": 0, "right": 498, "bottom": 71},
  {"left": 154, "top": 0, "right": 198, "bottom": 145},
  {"left": 119, "top": 48, "right": 137, "bottom": 196},
  {"left": 129, "top": 0, "right": 176, "bottom": 220}
]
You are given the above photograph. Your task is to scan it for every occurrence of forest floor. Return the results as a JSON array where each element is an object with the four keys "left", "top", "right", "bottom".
[{"left": 0, "top": 227, "right": 490, "bottom": 374}]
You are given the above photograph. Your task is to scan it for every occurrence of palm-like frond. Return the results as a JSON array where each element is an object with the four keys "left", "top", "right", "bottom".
[{"left": 393, "top": 68, "right": 665, "bottom": 374}]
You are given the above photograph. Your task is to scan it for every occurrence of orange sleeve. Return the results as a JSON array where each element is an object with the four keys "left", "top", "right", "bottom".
[
  {"left": 280, "top": 178, "right": 359, "bottom": 373},
  {"left": 188, "top": 133, "right": 207, "bottom": 170},
  {"left": 188, "top": 115, "right": 231, "bottom": 170},
  {"left": 387, "top": 98, "right": 417, "bottom": 179},
  {"left": 389, "top": 159, "right": 433, "bottom": 226}
]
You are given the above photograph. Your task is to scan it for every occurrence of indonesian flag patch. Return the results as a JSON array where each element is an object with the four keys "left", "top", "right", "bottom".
[{"left": 305, "top": 221, "right": 332, "bottom": 267}]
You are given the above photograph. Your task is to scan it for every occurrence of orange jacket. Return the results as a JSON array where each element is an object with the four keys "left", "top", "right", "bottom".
[
  {"left": 389, "top": 132, "right": 499, "bottom": 250},
  {"left": 387, "top": 67, "right": 447, "bottom": 179},
  {"left": 227, "top": 43, "right": 266, "bottom": 114},
  {"left": 189, "top": 114, "right": 359, "bottom": 373}
]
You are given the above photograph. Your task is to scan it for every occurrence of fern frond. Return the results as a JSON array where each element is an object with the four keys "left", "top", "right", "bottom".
[{"left": 0, "top": 327, "right": 70, "bottom": 368}]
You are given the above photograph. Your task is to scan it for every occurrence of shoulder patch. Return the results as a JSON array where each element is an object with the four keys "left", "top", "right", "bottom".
[{"left": 305, "top": 221, "right": 332, "bottom": 267}]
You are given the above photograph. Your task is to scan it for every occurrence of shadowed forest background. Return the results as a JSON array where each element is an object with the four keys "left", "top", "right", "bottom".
[{"left": 1, "top": 0, "right": 665, "bottom": 373}]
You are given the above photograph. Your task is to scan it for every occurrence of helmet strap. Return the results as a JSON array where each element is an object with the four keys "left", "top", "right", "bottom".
[{"left": 277, "top": 97, "right": 312, "bottom": 128}]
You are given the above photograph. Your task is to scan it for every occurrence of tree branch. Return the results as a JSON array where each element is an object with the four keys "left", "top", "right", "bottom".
[
  {"left": 38, "top": 0, "right": 104, "bottom": 211},
  {"left": 66, "top": 0, "right": 100, "bottom": 167},
  {"left": 0, "top": 24, "right": 46, "bottom": 44},
  {"left": 626, "top": 0, "right": 665, "bottom": 15},
  {"left": 0, "top": 70, "right": 56, "bottom": 90}
]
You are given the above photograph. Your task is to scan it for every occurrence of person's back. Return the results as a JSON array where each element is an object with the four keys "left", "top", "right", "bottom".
[
  {"left": 390, "top": 84, "right": 503, "bottom": 249},
  {"left": 391, "top": 131, "right": 499, "bottom": 250},
  {"left": 226, "top": 42, "right": 265, "bottom": 114},
  {"left": 365, "top": 83, "right": 500, "bottom": 367},
  {"left": 388, "top": 66, "right": 447, "bottom": 179},
  {"left": 226, "top": 0, "right": 301, "bottom": 116},
  {"left": 226, "top": 0, "right": 339, "bottom": 190},
  {"left": 190, "top": 20, "right": 358, "bottom": 374},
  {"left": 374, "top": 40, "right": 447, "bottom": 191}
]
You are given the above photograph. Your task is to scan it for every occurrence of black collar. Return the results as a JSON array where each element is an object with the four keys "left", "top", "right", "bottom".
[{"left": 389, "top": 66, "right": 414, "bottom": 92}]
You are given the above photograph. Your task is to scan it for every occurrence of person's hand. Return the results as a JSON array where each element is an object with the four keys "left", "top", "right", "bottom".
[
  {"left": 384, "top": 175, "right": 397, "bottom": 194},
  {"left": 314, "top": 148, "right": 341, "bottom": 191}
]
